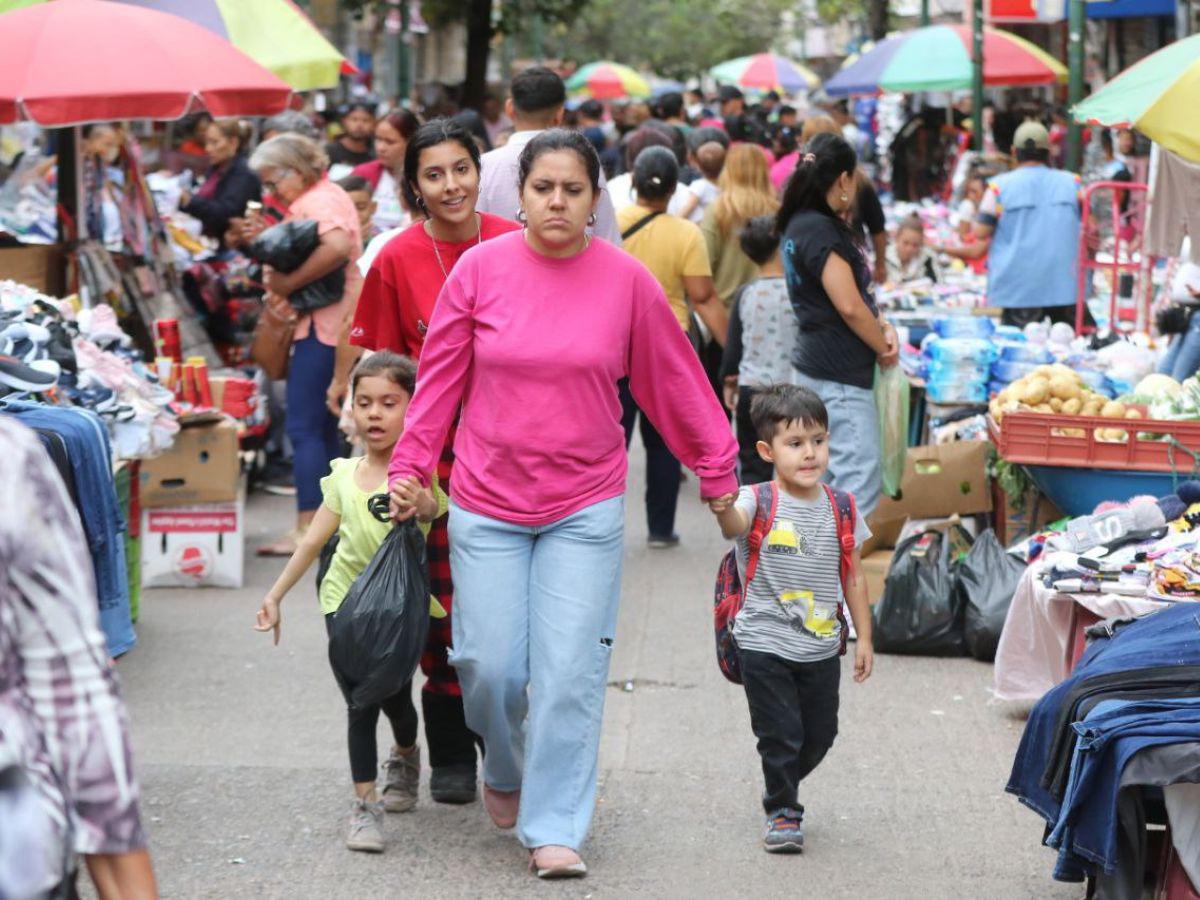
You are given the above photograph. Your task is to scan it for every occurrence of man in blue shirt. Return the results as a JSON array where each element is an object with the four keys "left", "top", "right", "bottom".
[{"left": 975, "top": 121, "right": 1084, "bottom": 328}]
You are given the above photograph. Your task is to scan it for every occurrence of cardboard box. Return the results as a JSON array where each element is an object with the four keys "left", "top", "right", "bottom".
[
  {"left": 0, "top": 244, "right": 65, "bottom": 295},
  {"left": 141, "top": 490, "right": 244, "bottom": 588},
  {"left": 861, "top": 550, "right": 894, "bottom": 604},
  {"left": 993, "top": 480, "right": 1064, "bottom": 546},
  {"left": 873, "top": 441, "right": 993, "bottom": 524},
  {"left": 139, "top": 419, "right": 239, "bottom": 508}
]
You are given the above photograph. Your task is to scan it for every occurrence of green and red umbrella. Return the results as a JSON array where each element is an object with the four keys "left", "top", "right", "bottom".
[
  {"left": 710, "top": 54, "right": 820, "bottom": 93},
  {"left": 1073, "top": 33, "right": 1200, "bottom": 163},
  {"left": 824, "top": 24, "right": 1066, "bottom": 95},
  {"left": 565, "top": 62, "right": 650, "bottom": 100}
]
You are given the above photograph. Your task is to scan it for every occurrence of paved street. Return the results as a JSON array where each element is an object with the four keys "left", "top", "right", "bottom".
[{"left": 114, "top": 455, "right": 1080, "bottom": 899}]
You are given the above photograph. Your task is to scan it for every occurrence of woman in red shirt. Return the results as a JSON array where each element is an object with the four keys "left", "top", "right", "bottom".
[{"left": 339, "top": 119, "right": 519, "bottom": 808}]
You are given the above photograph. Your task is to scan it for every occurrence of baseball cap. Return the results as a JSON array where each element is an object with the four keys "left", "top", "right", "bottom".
[{"left": 1013, "top": 120, "right": 1050, "bottom": 152}]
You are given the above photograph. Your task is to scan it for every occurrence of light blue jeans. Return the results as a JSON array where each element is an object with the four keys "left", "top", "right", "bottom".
[
  {"left": 792, "top": 369, "right": 882, "bottom": 519},
  {"left": 1157, "top": 313, "right": 1200, "bottom": 381},
  {"left": 447, "top": 496, "right": 625, "bottom": 851}
]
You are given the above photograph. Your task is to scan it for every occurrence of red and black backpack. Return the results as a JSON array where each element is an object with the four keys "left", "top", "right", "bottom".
[{"left": 712, "top": 482, "right": 858, "bottom": 685}]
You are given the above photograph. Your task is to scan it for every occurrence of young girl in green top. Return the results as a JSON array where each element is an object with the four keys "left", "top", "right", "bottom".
[{"left": 255, "top": 351, "right": 446, "bottom": 855}]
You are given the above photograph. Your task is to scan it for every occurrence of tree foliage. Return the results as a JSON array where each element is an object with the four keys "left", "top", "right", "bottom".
[{"left": 538, "top": 0, "right": 799, "bottom": 81}]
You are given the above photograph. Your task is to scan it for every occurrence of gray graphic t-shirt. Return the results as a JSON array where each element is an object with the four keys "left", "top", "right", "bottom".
[{"left": 733, "top": 485, "right": 870, "bottom": 663}]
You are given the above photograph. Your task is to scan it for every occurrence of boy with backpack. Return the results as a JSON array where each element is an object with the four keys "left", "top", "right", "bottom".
[{"left": 708, "top": 384, "right": 874, "bottom": 854}]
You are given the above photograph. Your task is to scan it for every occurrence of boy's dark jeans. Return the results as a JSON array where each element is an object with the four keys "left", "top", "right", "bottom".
[
  {"left": 736, "top": 386, "right": 774, "bottom": 485},
  {"left": 741, "top": 649, "right": 840, "bottom": 814},
  {"left": 618, "top": 378, "right": 681, "bottom": 539}
]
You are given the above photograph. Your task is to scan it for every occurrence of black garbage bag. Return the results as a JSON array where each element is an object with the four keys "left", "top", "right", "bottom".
[
  {"left": 957, "top": 528, "right": 1026, "bottom": 662},
  {"left": 873, "top": 527, "right": 971, "bottom": 656},
  {"left": 328, "top": 518, "right": 430, "bottom": 710},
  {"left": 246, "top": 219, "right": 344, "bottom": 313}
]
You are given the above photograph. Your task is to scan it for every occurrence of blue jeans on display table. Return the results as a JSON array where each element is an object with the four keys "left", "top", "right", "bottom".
[
  {"left": 1, "top": 403, "right": 134, "bottom": 657},
  {"left": 286, "top": 333, "right": 340, "bottom": 512},
  {"left": 447, "top": 497, "right": 624, "bottom": 852},
  {"left": 1156, "top": 313, "right": 1200, "bottom": 381}
]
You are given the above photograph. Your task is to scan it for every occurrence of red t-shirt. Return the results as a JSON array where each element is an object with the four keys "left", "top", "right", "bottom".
[{"left": 350, "top": 212, "right": 520, "bottom": 358}]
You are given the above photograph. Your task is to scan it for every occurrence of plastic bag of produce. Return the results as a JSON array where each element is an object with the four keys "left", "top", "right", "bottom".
[
  {"left": 955, "top": 529, "right": 1025, "bottom": 662},
  {"left": 873, "top": 527, "right": 971, "bottom": 656},
  {"left": 328, "top": 519, "right": 431, "bottom": 710},
  {"left": 874, "top": 363, "right": 909, "bottom": 499}
]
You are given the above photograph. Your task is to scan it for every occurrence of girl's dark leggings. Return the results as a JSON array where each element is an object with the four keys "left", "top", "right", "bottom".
[{"left": 325, "top": 613, "right": 419, "bottom": 783}]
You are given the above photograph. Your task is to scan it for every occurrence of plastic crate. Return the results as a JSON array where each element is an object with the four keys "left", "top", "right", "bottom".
[{"left": 990, "top": 410, "right": 1200, "bottom": 473}]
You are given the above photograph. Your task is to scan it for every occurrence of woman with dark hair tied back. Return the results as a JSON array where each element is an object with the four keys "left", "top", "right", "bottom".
[
  {"left": 777, "top": 132, "right": 898, "bottom": 520},
  {"left": 388, "top": 127, "right": 737, "bottom": 878},
  {"left": 179, "top": 119, "right": 259, "bottom": 249},
  {"left": 338, "top": 117, "right": 521, "bottom": 811},
  {"left": 352, "top": 109, "right": 421, "bottom": 234},
  {"left": 617, "top": 145, "right": 727, "bottom": 547}
]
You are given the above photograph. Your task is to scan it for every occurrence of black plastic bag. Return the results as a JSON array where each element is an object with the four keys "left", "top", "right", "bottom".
[
  {"left": 957, "top": 528, "right": 1026, "bottom": 662},
  {"left": 327, "top": 519, "right": 431, "bottom": 710},
  {"left": 872, "top": 527, "right": 971, "bottom": 657},
  {"left": 246, "top": 219, "right": 345, "bottom": 314}
]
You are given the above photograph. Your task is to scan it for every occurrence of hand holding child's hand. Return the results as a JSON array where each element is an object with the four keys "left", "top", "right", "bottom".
[
  {"left": 854, "top": 641, "right": 874, "bottom": 683},
  {"left": 706, "top": 492, "right": 737, "bottom": 514},
  {"left": 254, "top": 597, "right": 281, "bottom": 645},
  {"left": 390, "top": 477, "right": 425, "bottom": 522}
]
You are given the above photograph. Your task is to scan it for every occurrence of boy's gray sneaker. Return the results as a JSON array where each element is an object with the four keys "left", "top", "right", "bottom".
[
  {"left": 381, "top": 746, "right": 420, "bottom": 813},
  {"left": 346, "top": 798, "right": 385, "bottom": 853},
  {"left": 762, "top": 808, "right": 804, "bottom": 854}
]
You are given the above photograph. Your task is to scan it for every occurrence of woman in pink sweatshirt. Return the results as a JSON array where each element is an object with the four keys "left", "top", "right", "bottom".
[{"left": 389, "top": 129, "right": 737, "bottom": 879}]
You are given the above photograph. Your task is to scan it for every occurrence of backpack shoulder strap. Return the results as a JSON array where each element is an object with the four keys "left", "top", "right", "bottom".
[
  {"left": 621, "top": 210, "right": 663, "bottom": 241},
  {"left": 744, "top": 481, "right": 778, "bottom": 583},
  {"left": 824, "top": 484, "right": 858, "bottom": 591}
]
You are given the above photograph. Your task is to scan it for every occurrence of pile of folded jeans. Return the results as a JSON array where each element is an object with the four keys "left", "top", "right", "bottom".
[{"left": 1007, "top": 603, "right": 1200, "bottom": 892}]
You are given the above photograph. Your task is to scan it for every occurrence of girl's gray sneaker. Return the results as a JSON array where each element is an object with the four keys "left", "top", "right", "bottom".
[
  {"left": 346, "top": 798, "right": 385, "bottom": 853},
  {"left": 762, "top": 809, "right": 804, "bottom": 854},
  {"left": 381, "top": 746, "right": 420, "bottom": 813}
]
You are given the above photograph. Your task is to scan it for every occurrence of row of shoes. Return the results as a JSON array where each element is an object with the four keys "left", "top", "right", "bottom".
[{"left": 0, "top": 283, "right": 179, "bottom": 458}]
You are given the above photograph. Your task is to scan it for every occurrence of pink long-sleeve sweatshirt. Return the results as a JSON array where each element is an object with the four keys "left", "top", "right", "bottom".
[{"left": 389, "top": 230, "right": 738, "bottom": 526}]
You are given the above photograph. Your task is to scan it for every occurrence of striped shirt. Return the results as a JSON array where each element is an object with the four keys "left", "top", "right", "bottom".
[{"left": 732, "top": 485, "right": 869, "bottom": 664}]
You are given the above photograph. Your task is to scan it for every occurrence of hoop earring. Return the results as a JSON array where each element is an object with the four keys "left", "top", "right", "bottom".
[
  {"left": 517, "top": 209, "right": 527, "bottom": 225},
  {"left": 840, "top": 193, "right": 849, "bottom": 205},
  {"left": 415, "top": 195, "right": 427, "bottom": 211},
  {"left": 587, "top": 212, "right": 597, "bottom": 227}
]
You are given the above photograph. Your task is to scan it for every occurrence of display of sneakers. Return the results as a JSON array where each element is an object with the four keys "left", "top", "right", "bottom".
[
  {"left": 762, "top": 808, "right": 805, "bottom": 854},
  {"left": 380, "top": 746, "right": 420, "bottom": 813},
  {"left": 0, "top": 354, "right": 58, "bottom": 393},
  {"left": 345, "top": 798, "right": 385, "bottom": 853}
]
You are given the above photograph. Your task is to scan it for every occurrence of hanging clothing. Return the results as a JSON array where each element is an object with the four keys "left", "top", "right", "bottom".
[
  {"left": 1, "top": 403, "right": 134, "bottom": 658},
  {"left": 1143, "top": 150, "right": 1200, "bottom": 264}
]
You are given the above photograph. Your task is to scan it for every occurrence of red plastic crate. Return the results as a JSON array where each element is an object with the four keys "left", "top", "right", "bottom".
[{"left": 990, "top": 411, "right": 1200, "bottom": 473}]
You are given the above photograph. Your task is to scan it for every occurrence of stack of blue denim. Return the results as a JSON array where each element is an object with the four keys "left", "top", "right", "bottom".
[{"left": 1007, "top": 603, "right": 1200, "bottom": 883}]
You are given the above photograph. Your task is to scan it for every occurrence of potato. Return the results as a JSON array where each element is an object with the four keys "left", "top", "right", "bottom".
[
  {"left": 1049, "top": 397, "right": 1063, "bottom": 411},
  {"left": 1125, "top": 408, "right": 1143, "bottom": 419},
  {"left": 997, "top": 387, "right": 1012, "bottom": 405},
  {"left": 1098, "top": 428, "right": 1128, "bottom": 442},
  {"left": 1101, "top": 400, "right": 1127, "bottom": 418},
  {"left": 1032, "top": 365, "right": 1056, "bottom": 379},
  {"left": 1082, "top": 403, "right": 1103, "bottom": 418},
  {"left": 1062, "top": 397, "right": 1082, "bottom": 415},
  {"left": 1047, "top": 376, "right": 1075, "bottom": 400},
  {"left": 1035, "top": 403, "right": 1054, "bottom": 413},
  {"left": 1022, "top": 378, "right": 1050, "bottom": 405}
]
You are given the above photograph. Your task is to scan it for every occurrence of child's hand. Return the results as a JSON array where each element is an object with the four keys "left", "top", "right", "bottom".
[
  {"left": 854, "top": 641, "right": 874, "bottom": 683},
  {"left": 414, "top": 485, "right": 439, "bottom": 522},
  {"left": 390, "top": 477, "right": 425, "bottom": 522},
  {"left": 255, "top": 597, "right": 281, "bottom": 645},
  {"left": 706, "top": 492, "right": 737, "bottom": 514}
]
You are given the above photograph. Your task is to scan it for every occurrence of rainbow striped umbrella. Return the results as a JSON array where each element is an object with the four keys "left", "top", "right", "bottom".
[
  {"left": 1073, "top": 33, "right": 1200, "bottom": 163},
  {"left": 565, "top": 62, "right": 650, "bottom": 100},
  {"left": 710, "top": 54, "right": 820, "bottom": 93},
  {"left": 824, "top": 25, "right": 1066, "bottom": 95},
  {"left": 0, "top": 0, "right": 353, "bottom": 91}
]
